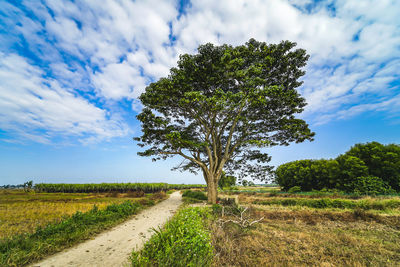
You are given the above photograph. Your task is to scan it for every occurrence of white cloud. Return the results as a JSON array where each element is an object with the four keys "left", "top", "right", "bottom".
[
  {"left": 91, "top": 60, "right": 147, "bottom": 100},
  {"left": 1, "top": 0, "right": 399, "bottom": 144},
  {"left": 0, "top": 53, "right": 128, "bottom": 144}
]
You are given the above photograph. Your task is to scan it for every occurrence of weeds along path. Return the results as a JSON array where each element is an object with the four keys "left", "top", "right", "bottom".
[{"left": 31, "top": 191, "right": 182, "bottom": 267}]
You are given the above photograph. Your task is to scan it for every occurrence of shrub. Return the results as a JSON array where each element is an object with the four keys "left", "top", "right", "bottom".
[
  {"left": 336, "top": 155, "right": 369, "bottom": 191},
  {"left": 182, "top": 190, "right": 207, "bottom": 200},
  {"left": 131, "top": 207, "right": 213, "bottom": 266},
  {"left": 345, "top": 142, "right": 400, "bottom": 191},
  {"left": 350, "top": 176, "right": 395, "bottom": 195},
  {"left": 288, "top": 186, "right": 301, "bottom": 193}
]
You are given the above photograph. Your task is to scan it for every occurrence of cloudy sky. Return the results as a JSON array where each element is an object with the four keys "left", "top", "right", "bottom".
[{"left": 1, "top": 0, "right": 399, "bottom": 185}]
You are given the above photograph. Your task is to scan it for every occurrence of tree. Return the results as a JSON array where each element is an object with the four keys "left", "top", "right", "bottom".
[
  {"left": 134, "top": 39, "right": 315, "bottom": 203},
  {"left": 344, "top": 142, "right": 400, "bottom": 191},
  {"left": 23, "top": 180, "right": 33, "bottom": 192},
  {"left": 275, "top": 159, "right": 340, "bottom": 191},
  {"left": 336, "top": 154, "right": 369, "bottom": 191},
  {"left": 218, "top": 172, "right": 236, "bottom": 189}
]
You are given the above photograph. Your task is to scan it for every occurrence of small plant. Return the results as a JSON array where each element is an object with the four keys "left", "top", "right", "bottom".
[
  {"left": 288, "top": 186, "right": 301, "bottom": 193},
  {"left": 182, "top": 190, "right": 207, "bottom": 200}
]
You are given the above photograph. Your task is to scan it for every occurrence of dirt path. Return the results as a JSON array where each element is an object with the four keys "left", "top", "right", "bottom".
[{"left": 31, "top": 191, "right": 182, "bottom": 267}]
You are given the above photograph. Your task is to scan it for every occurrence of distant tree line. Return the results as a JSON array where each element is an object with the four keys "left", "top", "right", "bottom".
[
  {"left": 34, "top": 183, "right": 206, "bottom": 193},
  {"left": 276, "top": 142, "right": 400, "bottom": 195},
  {"left": 0, "top": 180, "right": 33, "bottom": 191}
]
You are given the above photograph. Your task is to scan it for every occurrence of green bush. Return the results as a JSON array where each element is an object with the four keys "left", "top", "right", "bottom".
[
  {"left": 275, "top": 159, "right": 340, "bottom": 191},
  {"left": 336, "top": 155, "right": 369, "bottom": 191},
  {"left": 345, "top": 142, "right": 400, "bottom": 191},
  {"left": 288, "top": 186, "right": 301, "bottom": 193},
  {"left": 275, "top": 142, "right": 400, "bottom": 194},
  {"left": 131, "top": 207, "right": 213, "bottom": 267},
  {"left": 182, "top": 190, "right": 208, "bottom": 200},
  {"left": 350, "top": 176, "right": 395, "bottom": 195}
]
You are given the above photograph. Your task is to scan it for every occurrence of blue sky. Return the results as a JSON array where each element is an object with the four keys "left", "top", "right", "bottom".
[{"left": 0, "top": 0, "right": 399, "bottom": 185}]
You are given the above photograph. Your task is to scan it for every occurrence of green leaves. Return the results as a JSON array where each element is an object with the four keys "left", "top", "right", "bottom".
[
  {"left": 275, "top": 142, "right": 400, "bottom": 194},
  {"left": 135, "top": 39, "right": 314, "bottom": 183}
]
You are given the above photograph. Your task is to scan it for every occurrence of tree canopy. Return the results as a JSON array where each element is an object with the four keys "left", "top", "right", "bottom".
[
  {"left": 218, "top": 172, "right": 236, "bottom": 189},
  {"left": 275, "top": 142, "right": 400, "bottom": 194},
  {"left": 135, "top": 39, "right": 314, "bottom": 203}
]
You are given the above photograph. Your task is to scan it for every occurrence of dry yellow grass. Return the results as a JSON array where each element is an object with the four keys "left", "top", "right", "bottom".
[
  {"left": 210, "top": 192, "right": 400, "bottom": 266},
  {"left": 0, "top": 190, "right": 156, "bottom": 239}
]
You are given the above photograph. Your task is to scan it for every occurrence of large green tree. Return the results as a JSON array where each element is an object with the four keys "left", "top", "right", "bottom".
[
  {"left": 134, "top": 39, "right": 314, "bottom": 203},
  {"left": 345, "top": 142, "right": 400, "bottom": 191}
]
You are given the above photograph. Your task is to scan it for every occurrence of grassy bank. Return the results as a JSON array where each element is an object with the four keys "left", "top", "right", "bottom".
[
  {"left": 0, "top": 192, "right": 166, "bottom": 267},
  {"left": 253, "top": 197, "right": 400, "bottom": 210},
  {"left": 0, "top": 190, "right": 165, "bottom": 239},
  {"left": 131, "top": 207, "right": 213, "bottom": 267}
]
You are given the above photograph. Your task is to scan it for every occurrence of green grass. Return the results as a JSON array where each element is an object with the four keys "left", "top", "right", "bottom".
[
  {"left": 182, "top": 189, "right": 208, "bottom": 203},
  {"left": 131, "top": 207, "right": 213, "bottom": 267},
  {"left": 253, "top": 197, "right": 400, "bottom": 210},
  {"left": 0, "top": 200, "right": 156, "bottom": 267},
  {"left": 223, "top": 188, "right": 400, "bottom": 199}
]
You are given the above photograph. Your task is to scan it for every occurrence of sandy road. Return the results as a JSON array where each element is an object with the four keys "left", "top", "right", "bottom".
[{"left": 31, "top": 191, "right": 182, "bottom": 267}]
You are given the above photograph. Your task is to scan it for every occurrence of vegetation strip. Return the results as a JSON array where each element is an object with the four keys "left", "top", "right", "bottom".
[
  {"left": 131, "top": 207, "right": 213, "bottom": 266},
  {"left": 181, "top": 189, "right": 208, "bottom": 203},
  {"left": 253, "top": 197, "right": 400, "bottom": 210},
  {"left": 0, "top": 200, "right": 156, "bottom": 267},
  {"left": 34, "top": 183, "right": 205, "bottom": 193},
  {"left": 276, "top": 142, "right": 400, "bottom": 194}
]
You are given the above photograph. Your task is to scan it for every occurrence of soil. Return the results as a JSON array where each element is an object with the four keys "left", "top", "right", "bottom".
[{"left": 31, "top": 191, "right": 182, "bottom": 267}]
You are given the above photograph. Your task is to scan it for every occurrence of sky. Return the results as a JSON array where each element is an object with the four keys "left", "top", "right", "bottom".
[{"left": 0, "top": 0, "right": 399, "bottom": 185}]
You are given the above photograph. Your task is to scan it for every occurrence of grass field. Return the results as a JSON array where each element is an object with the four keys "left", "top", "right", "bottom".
[
  {"left": 4, "top": 187, "right": 400, "bottom": 266},
  {"left": 0, "top": 189, "right": 162, "bottom": 239},
  {"left": 211, "top": 190, "right": 400, "bottom": 266}
]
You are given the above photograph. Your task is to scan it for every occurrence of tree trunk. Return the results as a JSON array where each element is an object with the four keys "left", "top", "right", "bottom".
[{"left": 206, "top": 176, "right": 218, "bottom": 204}]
